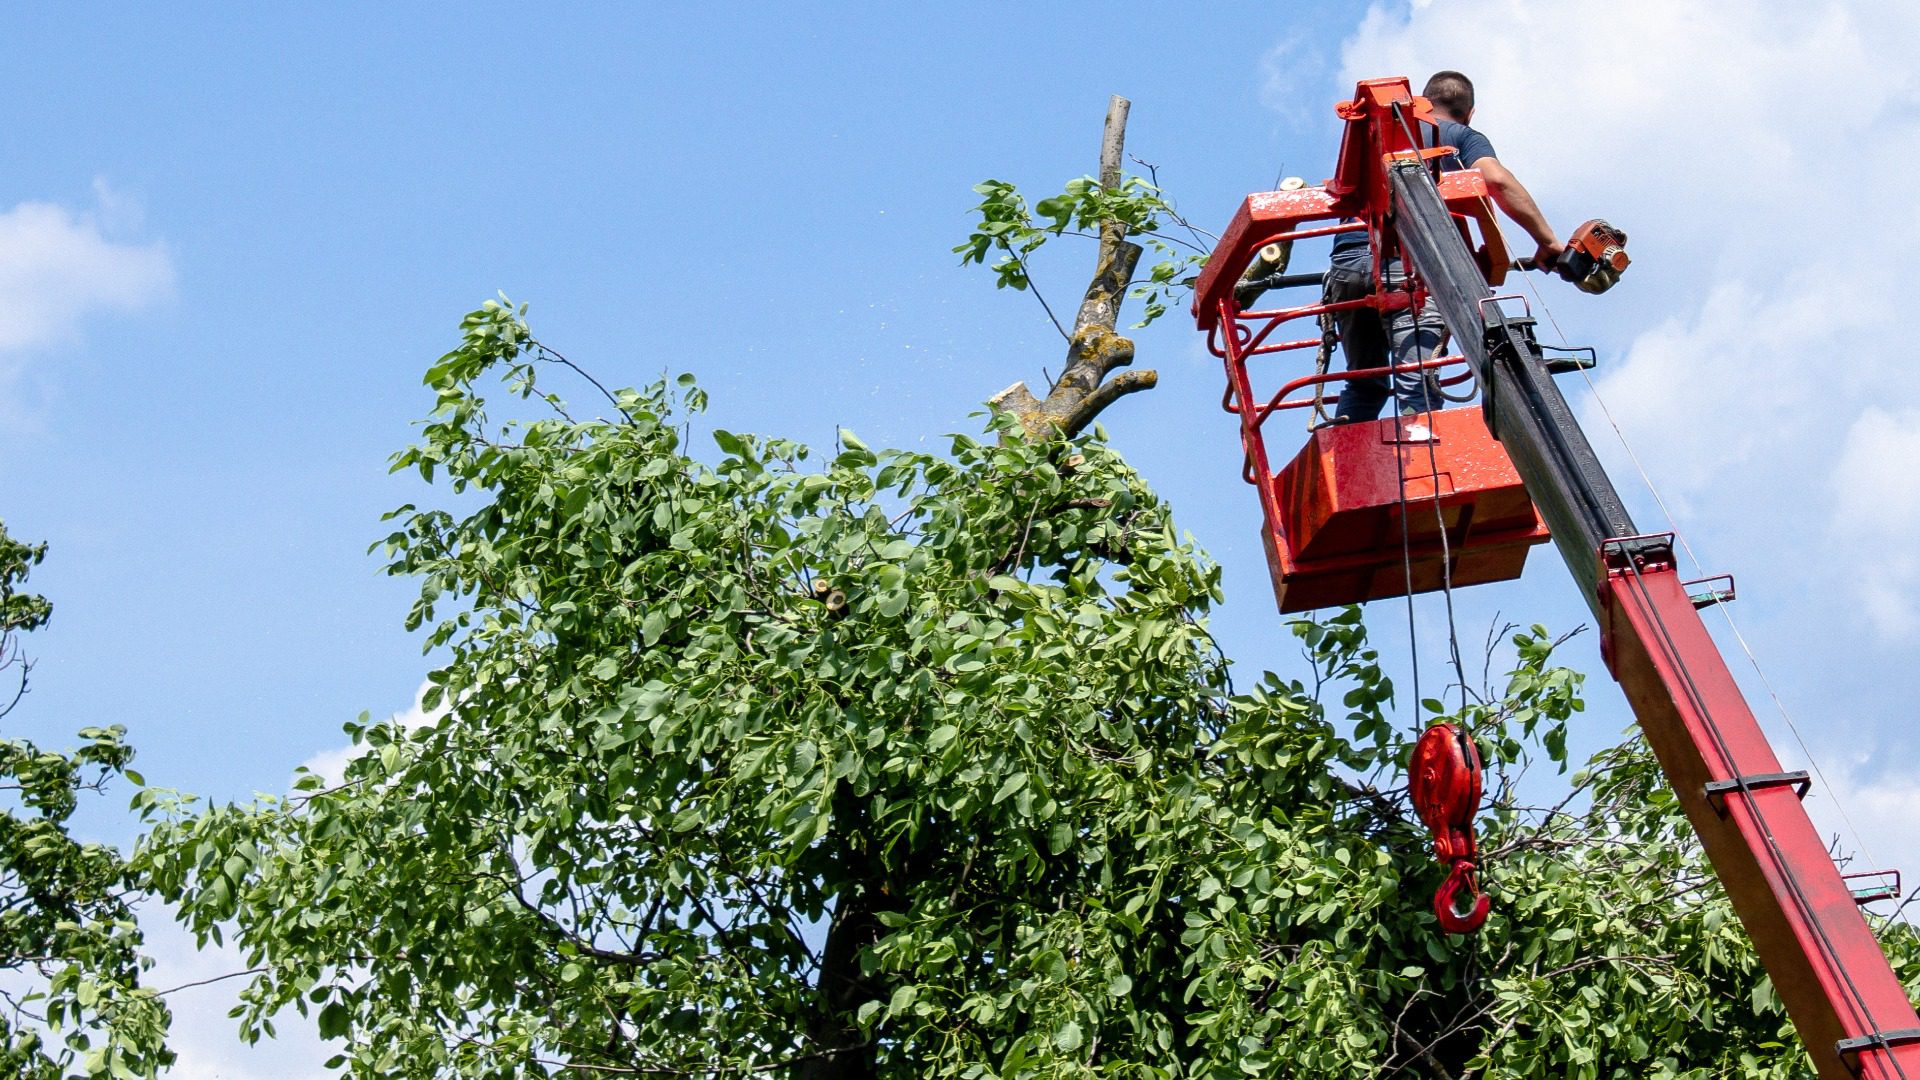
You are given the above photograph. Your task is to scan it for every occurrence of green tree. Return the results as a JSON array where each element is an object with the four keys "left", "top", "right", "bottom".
[
  {"left": 0, "top": 524, "right": 172, "bottom": 1078},
  {"left": 135, "top": 297, "right": 1917, "bottom": 1077}
]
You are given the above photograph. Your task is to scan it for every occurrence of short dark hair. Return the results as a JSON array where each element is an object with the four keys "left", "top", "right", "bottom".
[{"left": 1423, "top": 71, "right": 1475, "bottom": 121}]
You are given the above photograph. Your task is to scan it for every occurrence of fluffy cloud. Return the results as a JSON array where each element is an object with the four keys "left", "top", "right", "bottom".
[
  {"left": 1260, "top": 33, "right": 1337, "bottom": 128},
  {"left": 296, "top": 679, "right": 448, "bottom": 786},
  {"left": 0, "top": 180, "right": 173, "bottom": 353},
  {"left": 1830, "top": 407, "right": 1920, "bottom": 637}
]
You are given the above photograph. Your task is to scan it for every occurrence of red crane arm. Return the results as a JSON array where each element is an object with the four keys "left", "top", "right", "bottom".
[
  {"left": 1384, "top": 92, "right": 1920, "bottom": 1078},
  {"left": 1599, "top": 541, "right": 1920, "bottom": 1076}
]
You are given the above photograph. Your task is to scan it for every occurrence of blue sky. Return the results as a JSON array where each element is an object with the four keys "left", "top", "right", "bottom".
[{"left": 2, "top": 2, "right": 1916, "bottom": 1074}]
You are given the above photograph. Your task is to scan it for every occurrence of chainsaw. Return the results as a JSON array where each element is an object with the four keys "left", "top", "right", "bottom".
[{"left": 1514, "top": 218, "right": 1629, "bottom": 294}]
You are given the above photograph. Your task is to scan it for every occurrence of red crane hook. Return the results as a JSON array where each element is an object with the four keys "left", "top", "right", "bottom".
[
  {"left": 1409, "top": 722, "right": 1489, "bottom": 934},
  {"left": 1434, "top": 860, "right": 1490, "bottom": 934}
]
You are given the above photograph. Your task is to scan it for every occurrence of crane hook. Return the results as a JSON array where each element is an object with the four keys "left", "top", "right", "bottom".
[
  {"left": 1409, "top": 722, "right": 1490, "bottom": 934},
  {"left": 1434, "top": 860, "right": 1490, "bottom": 934}
]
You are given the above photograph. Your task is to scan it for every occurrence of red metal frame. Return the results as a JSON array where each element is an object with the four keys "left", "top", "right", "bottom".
[
  {"left": 1600, "top": 540, "right": 1920, "bottom": 1078},
  {"left": 1198, "top": 93, "right": 1539, "bottom": 611},
  {"left": 1196, "top": 76, "right": 1920, "bottom": 1077},
  {"left": 1258, "top": 408, "right": 1548, "bottom": 613}
]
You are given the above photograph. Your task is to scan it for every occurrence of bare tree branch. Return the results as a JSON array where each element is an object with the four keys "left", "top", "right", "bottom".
[{"left": 992, "top": 95, "right": 1158, "bottom": 440}]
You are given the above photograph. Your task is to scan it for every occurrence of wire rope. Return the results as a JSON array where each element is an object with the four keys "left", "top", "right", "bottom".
[
  {"left": 1385, "top": 109, "right": 1487, "bottom": 974},
  {"left": 1384, "top": 104, "right": 1476, "bottom": 720},
  {"left": 1391, "top": 309, "right": 1425, "bottom": 733}
]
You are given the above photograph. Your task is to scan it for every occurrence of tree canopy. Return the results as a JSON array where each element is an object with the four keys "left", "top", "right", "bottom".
[
  {"left": 128, "top": 301, "right": 1917, "bottom": 1078},
  {"left": 0, "top": 523, "right": 171, "bottom": 1078}
]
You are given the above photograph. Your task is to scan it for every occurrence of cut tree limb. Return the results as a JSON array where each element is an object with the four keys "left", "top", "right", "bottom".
[{"left": 992, "top": 94, "right": 1157, "bottom": 440}]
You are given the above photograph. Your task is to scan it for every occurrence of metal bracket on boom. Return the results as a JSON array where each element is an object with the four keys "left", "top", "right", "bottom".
[
  {"left": 1843, "top": 870, "right": 1902, "bottom": 907},
  {"left": 1683, "top": 574, "right": 1737, "bottom": 609},
  {"left": 1474, "top": 298, "right": 1534, "bottom": 457},
  {"left": 1703, "top": 770, "right": 1812, "bottom": 816},
  {"left": 1837, "top": 1029, "right": 1920, "bottom": 1074},
  {"left": 1540, "top": 343, "right": 1598, "bottom": 375},
  {"left": 1599, "top": 533, "right": 1677, "bottom": 573}
]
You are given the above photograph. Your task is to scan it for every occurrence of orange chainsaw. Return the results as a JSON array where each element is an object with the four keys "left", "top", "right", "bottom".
[{"left": 1515, "top": 218, "right": 1629, "bottom": 294}]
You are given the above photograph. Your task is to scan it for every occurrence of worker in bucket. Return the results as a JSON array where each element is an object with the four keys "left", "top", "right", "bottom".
[{"left": 1327, "top": 70, "right": 1564, "bottom": 421}]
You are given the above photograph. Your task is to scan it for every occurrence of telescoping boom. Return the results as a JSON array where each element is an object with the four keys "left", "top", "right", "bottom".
[{"left": 1192, "top": 77, "right": 1920, "bottom": 1078}]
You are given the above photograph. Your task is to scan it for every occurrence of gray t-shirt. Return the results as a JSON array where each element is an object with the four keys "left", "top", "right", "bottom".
[{"left": 1329, "top": 118, "right": 1496, "bottom": 261}]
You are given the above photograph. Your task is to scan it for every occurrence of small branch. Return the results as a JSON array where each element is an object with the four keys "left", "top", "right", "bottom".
[
  {"left": 1077, "top": 366, "right": 1155, "bottom": 417},
  {"left": 157, "top": 967, "right": 268, "bottom": 996},
  {"left": 533, "top": 341, "right": 634, "bottom": 422},
  {"left": 1130, "top": 152, "right": 1219, "bottom": 249},
  {"left": 999, "top": 240, "right": 1070, "bottom": 342}
]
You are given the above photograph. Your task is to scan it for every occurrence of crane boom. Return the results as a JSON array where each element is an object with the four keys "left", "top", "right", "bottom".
[
  {"left": 1384, "top": 158, "right": 1636, "bottom": 612},
  {"left": 1195, "top": 77, "right": 1920, "bottom": 1077},
  {"left": 1387, "top": 154, "right": 1920, "bottom": 1080}
]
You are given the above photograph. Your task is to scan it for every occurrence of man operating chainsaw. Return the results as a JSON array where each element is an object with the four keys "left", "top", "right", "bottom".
[{"left": 1327, "top": 70, "right": 1566, "bottom": 421}]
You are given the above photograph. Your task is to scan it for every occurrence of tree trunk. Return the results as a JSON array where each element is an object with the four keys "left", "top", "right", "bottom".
[
  {"left": 797, "top": 883, "right": 881, "bottom": 1079},
  {"left": 990, "top": 95, "right": 1157, "bottom": 439},
  {"left": 799, "top": 784, "right": 887, "bottom": 1079},
  {"left": 800, "top": 99, "right": 1157, "bottom": 1076}
]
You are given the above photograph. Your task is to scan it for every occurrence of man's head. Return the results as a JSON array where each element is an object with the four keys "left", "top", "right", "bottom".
[{"left": 1423, "top": 71, "right": 1475, "bottom": 122}]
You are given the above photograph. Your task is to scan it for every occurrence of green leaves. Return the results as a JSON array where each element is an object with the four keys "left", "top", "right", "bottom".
[
  {"left": 139, "top": 302, "right": 1247, "bottom": 1076},
  {"left": 953, "top": 179, "right": 1041, "bottom": 292},
  {"left": 0, "top": 523, "right": 173, "bottom": 1078},
  {"left": 316, "top": 1002, "right": 351, "bottom": 1040},
  {"left": 0, "top": 523, "right": 51, "bottom": 635},
  {"left": 955, "top": 173, "right": 1207, "bottom": 326},
  {"left": 991, "top": 771, "right": 1028, "bottom": 805}
]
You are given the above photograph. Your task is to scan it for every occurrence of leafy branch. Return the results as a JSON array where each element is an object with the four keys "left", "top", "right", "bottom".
[{"left": 954, "top": 172, "right": 1207, "bottom": 328}]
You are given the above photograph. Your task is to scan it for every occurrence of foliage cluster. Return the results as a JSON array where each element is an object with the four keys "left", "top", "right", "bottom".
[
  {"left": 954, "top": 175, "right": 1208, "bottom": 327},
  {"left": 0, "top": 523, "right": 170, "bottom": 1079}
]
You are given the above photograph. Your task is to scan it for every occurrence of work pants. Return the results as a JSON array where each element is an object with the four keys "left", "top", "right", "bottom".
[{"left": 1325, "top": 253, "right": 1445, "bottom": 420}]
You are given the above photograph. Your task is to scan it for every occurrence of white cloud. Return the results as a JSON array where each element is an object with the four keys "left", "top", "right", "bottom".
[
  {"left": 1589, "top": 281, "right": 1828, "bottom": 510},
  {"left": 0, "top": 181, "right": 174, "bottom": 353},
  {"left": 143, "top": 910, "right": 334, "bottom": 1079},
  {"left": 1829, "top": 407, "right": 1920, "bottom": 637},
  {"left": 1259, "top": 33, "right": 1335, "bottom": 128},
  {"left": 297, "top": 679, "right": 447, "bottom": 786}
]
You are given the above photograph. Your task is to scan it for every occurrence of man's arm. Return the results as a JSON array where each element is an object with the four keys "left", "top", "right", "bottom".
[{"left": 1471, "top": 156, "right": 1564, "bottom": 267}]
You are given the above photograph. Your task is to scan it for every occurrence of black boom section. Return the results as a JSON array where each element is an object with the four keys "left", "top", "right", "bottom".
[{"left": 1385, "top": 160, "right": 1636, "bottom": 616}]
